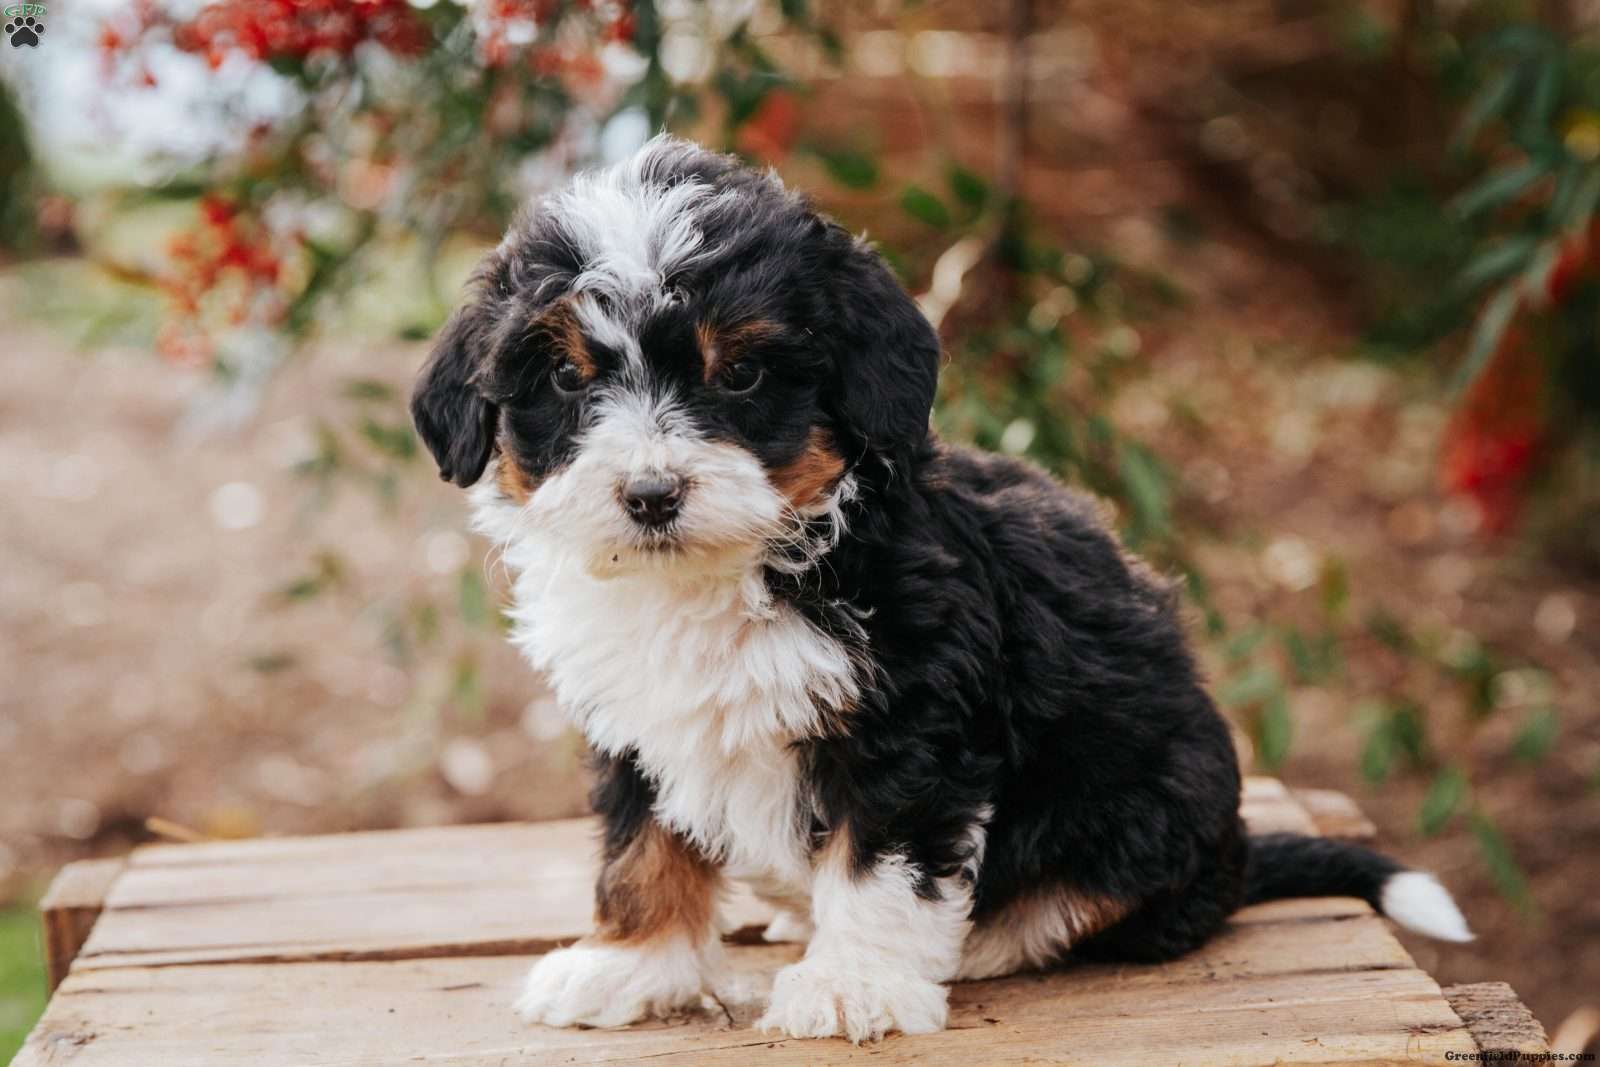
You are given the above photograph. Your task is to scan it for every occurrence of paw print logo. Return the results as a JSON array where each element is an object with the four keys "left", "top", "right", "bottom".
[{"left": 4, "top": 7, "right": 44, "bottom": 47}]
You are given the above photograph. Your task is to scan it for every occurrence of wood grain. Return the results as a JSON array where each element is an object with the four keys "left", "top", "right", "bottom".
[
  {"left": 19, "top": 778, "right": 1518, "bottom": 1066},
  {"left": 1444, "top": 982, "right": 1550, "bottom": 1056},
  {"left": 1293, "top": 787, "right": 1379, "bottom": 840},
  {"left": 18, "top": 918, "right": 1477, "bottom": 1066},
  {"left": 38, "top": 858, "right": 124, "bottom": 991},
  {"left": 70, "top": 778, "right": 1320, "bottom": 971}
]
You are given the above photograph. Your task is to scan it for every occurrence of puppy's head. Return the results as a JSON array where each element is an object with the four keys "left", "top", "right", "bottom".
[{"left": 411, "top": 136, "right": 938, "bottom": 577}]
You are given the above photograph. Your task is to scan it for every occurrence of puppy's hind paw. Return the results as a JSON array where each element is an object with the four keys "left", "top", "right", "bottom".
[
  {"left": 514, "top": 939, "right": 709, "bottom": 1029},
  {"left": 756, "top": 957, "right": 948, "bottom": 1043}
]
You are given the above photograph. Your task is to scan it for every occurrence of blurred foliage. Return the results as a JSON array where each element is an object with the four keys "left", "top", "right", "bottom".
[
  {"left": 1337, "top": 1, "right": 1600, "bottom": 546},
  {"left": 0, "top": 81, "right": 38, "bottom": 253}
]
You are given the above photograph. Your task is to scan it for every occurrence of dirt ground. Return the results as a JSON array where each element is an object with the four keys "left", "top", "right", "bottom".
[{"left": 3, "top": 0, "right": 1598, "bottom": 1051}]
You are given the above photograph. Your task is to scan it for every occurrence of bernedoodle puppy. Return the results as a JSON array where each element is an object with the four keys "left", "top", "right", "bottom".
[{"left": 410, "top": 136, "right": 1471, "bottom": 1043}]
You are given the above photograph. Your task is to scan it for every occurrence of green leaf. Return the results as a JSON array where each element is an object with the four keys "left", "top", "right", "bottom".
[
  {"left": 1319, "top": 558, "right": 1350, "bottom": 620},
  {"left": 1282, "top": 627, "right": 1341, "bottom": 684},
  {"left": 1364, "top": 609, "right": 1413, "bottom": 653},
  {"left": 1470, "top": 811, "right": 1533, "bottom": 912},
  {"left": 817, "top": 149, "right": 878, "bottom": 189},
  {"left": 1117, "top": 443, "right": 1171, "bottom": 540},
  {"left": 1453, "top": 235, "right": 1538, "bottom": 294},
  {"left": 1452, "top": 67, "right": 1517, "bottom": 153},
  {"left": 1223, "top": 623, "right": 1268, "bottom": 664},
  {"left": 1390, "top": 701, "right": 1428, "bottom": 765},
  {"left": 947, "top": 165, "right": 989, "bottom": 209},
  {"left": 458, "top": 567, "right": 490, "bottom": 628},
  {"left": 358, "top": 418, "right": 418, "bottom": 462},
  {"left": 1220, "top": 665, "right": 1281, "bottom": 708},
  {"left": 1360, "top": 717, "right": 1396, "bottom": 783},
  {"left": 1449, "top": 159, "right": 1549, "bottom": 218},
  {"left": 1453, "top": 286, "right": 1521, "bottom": 394},
  {"left": 450, "top": 654, "right": 484, "bottom": 719},
  {"left": 1360, "top": 700, "right": 1428, "bottom": 782},
  {"left": 343, "top": 378, "right": 396, "bottom": 403},
  {"left": 1521, "top": 53, "right": 1564, "bottom": 137},
  {"left": 278, "top": 576, "right": 325, "bottom": 602},
  {"left": 1419, "top": 765, "right": 1468, "bottom": 836},
  {"left": 1255, "top": 691, "right": 1293, "bottom": 769},
  {"left": 1510, "top": 705, "right": 1559, "bottom": 763},
  {"left": 246, "top": 651, "right": 297, "bottom": 674},
  {"left": 900, "top": 184, "right": 951, "bottom": 228},
  {"left": 1552, "top": 166, "right": 1600, "bottom": 231}
]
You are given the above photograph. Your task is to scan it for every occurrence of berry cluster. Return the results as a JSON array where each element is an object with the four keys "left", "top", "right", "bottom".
[
  {"left": 173, "top": 0, "right": 427, "bottom": 68},
  {"left": 159, "top": 198, "right": 291, "bottom": 366}
]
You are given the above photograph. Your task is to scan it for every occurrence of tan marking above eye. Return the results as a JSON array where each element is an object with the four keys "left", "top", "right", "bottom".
[
  {"left": 532, "top": 299, "right": 595, "bottom": 382},
  {"left": 698, "top": 318, "right": 784, "bottom": 384}
]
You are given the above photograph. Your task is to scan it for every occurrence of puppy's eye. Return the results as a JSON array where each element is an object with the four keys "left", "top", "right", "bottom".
[
  {"left": 550, "top": 359, "right": 587, "bottom": 396},
  {"left": 717, "top": 361, "right": 764, "bottom": 396}
]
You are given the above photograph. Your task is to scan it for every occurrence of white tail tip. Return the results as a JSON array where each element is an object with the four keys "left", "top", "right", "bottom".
[{"left": 1380, "top": 871, "right": 1475, "bottom": 943}]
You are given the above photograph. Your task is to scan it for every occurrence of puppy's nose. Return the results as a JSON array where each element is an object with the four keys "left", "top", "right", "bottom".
[{"left": 621, "top": 474, "right": 685, "bottom": 528}]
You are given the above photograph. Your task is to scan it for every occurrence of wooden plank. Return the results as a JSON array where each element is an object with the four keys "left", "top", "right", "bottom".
[
  {"left": 17, "top": 916, "right": 1478, "bottom": 1067},
  {"left": 1293, "top": 787, "right": 1378, "bottom": 841},
  {"left": 74, "top": 826, "right": 771, "bottom": 970},
  {"left": 19, "top": 781, "right": 1505, "bottom": 1066},
  {"left": 78, "top": 819, "right": 720, "bottom": 969},
  {"left": 73, "top": 778, "right": 1327, "bottom": 972},
  {"left": 1240, "top": 776, "right": 1318, "bottom": 835},
  {"left": 38, "top": 858, "right": 124, "bottom": 991},
  {"left": 1444, "top": 982, "right": 1550, "bottom": 1056}
]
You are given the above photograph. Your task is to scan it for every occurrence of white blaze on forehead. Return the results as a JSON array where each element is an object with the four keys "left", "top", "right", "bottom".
[
  {"left": 570, "top": 293, "right": 640, "bottom": 365},
  {"left": 545, "top": 137, "right": 741, "bottom": 367}
]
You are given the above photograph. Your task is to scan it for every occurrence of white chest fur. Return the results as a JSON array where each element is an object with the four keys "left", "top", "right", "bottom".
[{"left": 494, "top": 523, "right": 859, "bottom": 894}]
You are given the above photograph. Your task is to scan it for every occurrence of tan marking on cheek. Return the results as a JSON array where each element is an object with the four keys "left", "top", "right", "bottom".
[
  {"left": 593, "top": 821, "right": 720, "bottom": 945},
  {"left": 698, "top": 318, "right": 784, "bottom": 383},
  {"left": 494, "top": 454, "right": 538, "bottom": 504},
  {"left": 770, "top": 428, "right": 845, "bottom": 509}
]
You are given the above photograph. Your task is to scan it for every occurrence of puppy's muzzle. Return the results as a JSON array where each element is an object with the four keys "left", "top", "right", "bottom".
[{"left": 620, "top": 472, "right": 686, "bottom": 529}]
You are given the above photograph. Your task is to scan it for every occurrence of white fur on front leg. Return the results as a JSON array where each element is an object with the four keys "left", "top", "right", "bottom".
[
  {"left": 515, "top": 934, "right": 720, "bottom": 1028},
  {"left": 760, "top": 951, "right": 949, "bottom": 1042},
  {"left": 757, "top": 848, "right": 974, "bottom": 1043}
]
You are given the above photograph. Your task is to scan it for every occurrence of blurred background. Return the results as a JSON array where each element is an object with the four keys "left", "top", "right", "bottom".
[{"left": 1, "top": 0, "right": 1598, "bottom": 1058}]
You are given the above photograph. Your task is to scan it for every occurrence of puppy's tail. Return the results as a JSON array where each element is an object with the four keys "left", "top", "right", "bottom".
[{"left": 1244, "top": 833, "right": 1474, "bottom": 942}]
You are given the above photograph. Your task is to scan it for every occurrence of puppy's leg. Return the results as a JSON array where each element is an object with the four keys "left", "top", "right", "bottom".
[
  {"left": 515, "top": 818, "right": 722, "bottom": 1027},
  {"left": 758, "top": 833, "right": 971, "bottom": 1042}
]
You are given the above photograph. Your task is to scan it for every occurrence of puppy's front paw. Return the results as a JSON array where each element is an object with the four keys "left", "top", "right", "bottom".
[
  {"left": 756, "top": 957, "right": 949, "bottom": 1043},
  {"left": 514, "top": 939, "right": 708, "bottom": 1028}
]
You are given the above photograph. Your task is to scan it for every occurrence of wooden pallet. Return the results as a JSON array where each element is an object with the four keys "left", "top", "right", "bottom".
[{"left": 16, "top": 779, "right": 1547, "bottom": 1066}]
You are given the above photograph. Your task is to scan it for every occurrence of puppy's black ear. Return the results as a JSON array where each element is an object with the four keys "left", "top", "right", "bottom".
[
  {"left": 824, "top": 229, "right": 940, "bottom": 456},
  {"left": 411, "top": 303, "right": 498, "bottom": 488}
]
